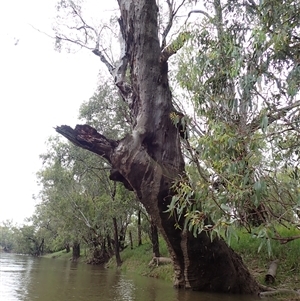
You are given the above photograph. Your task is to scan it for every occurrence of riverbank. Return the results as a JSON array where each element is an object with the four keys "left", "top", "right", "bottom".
[
  {"left": 45, "top": 227, "right": 300, "bottom": 298},
  {"left": 108, "top": 229, "right": 300, "bottom": 297}
]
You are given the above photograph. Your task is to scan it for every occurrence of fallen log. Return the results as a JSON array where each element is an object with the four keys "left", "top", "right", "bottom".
[
  {"left": 265, "top": 259, "right": 279, "bottom": 284},
  {"left": 148, "top": 256, "right": 172, "bottom": 267}
]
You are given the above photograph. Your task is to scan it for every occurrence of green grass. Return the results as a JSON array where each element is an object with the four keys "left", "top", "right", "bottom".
[
  {"left": 107, "top": 238, "right": 174, "bottom": 282},
  {"left": 230, "top": 226, "right": 300, "bottom": 289},
  {"left": 43, "top": 249, "right": 87, "bottom": 263},
  {"left": 109, "top": 227, "right": 300, "bottom": 290}
]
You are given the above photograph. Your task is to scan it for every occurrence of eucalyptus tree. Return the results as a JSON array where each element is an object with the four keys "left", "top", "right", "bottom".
[
  {"left": 37, "top": 134, "right": 134, "bottom": 263},
  {"left": 53, "top": 0, "right": 263, "bottom": 293},
  {"left": 0, "top": 220, "right": 17, "bottom": 252},
  {"left": 173, "top": 0, "right": 300, "bottom": 249}
]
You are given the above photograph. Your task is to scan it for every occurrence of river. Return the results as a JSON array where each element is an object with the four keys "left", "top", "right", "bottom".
[{"left": 0, "top": 253, "right": 259, "bottom": 301}]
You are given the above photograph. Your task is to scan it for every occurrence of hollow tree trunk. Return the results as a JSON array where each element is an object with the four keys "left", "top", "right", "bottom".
[{"left": 56, "top": 0, "right": 259, "bottom": 294}]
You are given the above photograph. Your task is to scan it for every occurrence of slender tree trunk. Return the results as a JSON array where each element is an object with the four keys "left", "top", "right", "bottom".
[
  {"left": 107, "top": 234, "right": 114, "bottom": 256},
  {"left": 113, "top": 217, "right": 122, "bottom": 267},
  {"left": 56, "top": 0, "right": 259, "bottom": 294},
  {"left": 137, "top": 210, "right": 142, "bottom": 246},
  {"left": 150, "top": 218, "right": 160, "bottom": 257},
  {"left": 129, "top": 231, "right": 133, "bottom": 250},
  {"left": 72, "top": 242, "right": 80, "bottom": 262}
]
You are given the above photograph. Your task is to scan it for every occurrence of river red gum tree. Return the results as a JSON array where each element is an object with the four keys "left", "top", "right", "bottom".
[{"left": 56, "top": 0, "right": 259, "bottom": 294}]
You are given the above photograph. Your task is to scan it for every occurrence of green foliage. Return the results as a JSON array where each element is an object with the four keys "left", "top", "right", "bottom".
[
  {"left": 170, "top": 0, "right": 300, "bottom": 245},
  {"left": 79, "top": 80, "right": 131, "bottom": 138},
  {"left": 231, "top": 225, "right": 300, "bottom": 286},
  {"left": 108, "top": 238, "right": 173, "bottom": 282},
  {"left": 31, "top": 79, "right": 137, "bottom": 259},
  {"left": 0, "top": 220, "right": 17, "bottom": 252},
  {"left": 35, "top": 135, "right": 135, "bottom": 259}
]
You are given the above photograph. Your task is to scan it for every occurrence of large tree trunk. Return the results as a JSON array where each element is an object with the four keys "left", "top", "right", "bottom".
[{"left": 56, "top": 0, "right": 259, "bottom": 294}]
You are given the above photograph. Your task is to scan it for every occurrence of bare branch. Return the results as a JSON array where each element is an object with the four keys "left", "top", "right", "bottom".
[
  {"left": 249, "top": 100, "right": 300, "bottom": 132},
  {"left": 161, "top": 0, "right": 186, "bottom": 49},
  {"left": 92, "top": 48, "right": 115, "bottom": 74},
  {"left": 187, "top": 10, "right": 212, "bottom": 20},
  {"left": 56, "top": 35, "right": 93, "bottom": 50},
  {"left": 272, "top": 234, "right": 300, "bottom": 244},
  {"left": 70, "top": 4, "right": 98, "bottom": 38},
  {"left": 161, "top": 0, "right": 174, "bottom": 49},
  {"left": 55, "top": 125, "right": 118, "bottom": 162}
]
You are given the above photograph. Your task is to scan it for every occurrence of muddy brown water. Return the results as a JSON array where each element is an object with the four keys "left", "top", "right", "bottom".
[{"left": 0, "top": 253, "right": 260, "bottom": 301}]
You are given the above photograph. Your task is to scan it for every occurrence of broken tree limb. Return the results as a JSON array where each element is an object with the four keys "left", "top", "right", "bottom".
[
  {"left": 265, "top": 259, "right": 279, "bottom": 284},
  {"left": 55, "top": 124, "right": 118, "bottom": 162}
]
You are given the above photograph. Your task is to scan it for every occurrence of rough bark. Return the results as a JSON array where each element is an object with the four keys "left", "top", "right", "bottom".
[
  {"left": 113, "top": 217, "right": 122, "bottom": 267},
  {"left": 56, "top": 0, "right": 259, "bottom": 294},
  {"left": 150, "top": 218, "right": 160, "bottom": 257}
]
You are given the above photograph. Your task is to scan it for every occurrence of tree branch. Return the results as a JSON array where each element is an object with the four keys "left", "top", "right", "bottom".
[
  {"left": 161, "top": 0, "right": 186, "bottom": 50},
  {"left": 92, "top": 48, "right": 115, "bottom": 74},
  {"left": 249, "top": 100, "right": 300, "bottom": 132},
  {"left": 160, "top": 31, "right": 190, "bottom": 62},
  {"left": 55, "top": 125, "right": 118, "bottom": 162},
  {"left": 272, "top": 234, "right": 300, "bottom": 244}
]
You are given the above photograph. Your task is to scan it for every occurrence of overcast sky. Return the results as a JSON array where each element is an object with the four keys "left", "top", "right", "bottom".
[
  {"left": 0, "top": 0, "right": 195, "bottom": 225},
  {"left": 0, "top": 0, "right": 104, "bottom": 224}
]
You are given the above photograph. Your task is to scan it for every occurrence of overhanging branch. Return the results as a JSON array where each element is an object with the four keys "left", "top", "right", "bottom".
[
  {"left": 249, "top": 100, "right": 300, "bottom": 132},
  {"left": 55, "top": 124, "right": 118, "bottom": 162}
]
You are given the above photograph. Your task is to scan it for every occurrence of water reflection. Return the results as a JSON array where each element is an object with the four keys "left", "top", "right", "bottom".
[
  {"left": 113, "top": 276, "right": 136, "bottom": 301},
  {"left": 0, "top": 253, "right": 259, "bottom": 301},
  {"left": 0, "top": 253, "right": 34, "bottom": 301}
]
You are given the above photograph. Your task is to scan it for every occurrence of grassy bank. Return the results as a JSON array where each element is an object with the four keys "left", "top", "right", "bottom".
[
  {"left": 46, "top": 227, "right": 300, "bottom": 294},
  {"left": 230, "top": 227, "right": 300, "bottom": 290},
  {"left": 43, "top": 249, "right": 87, "bottom": 263},
  {"left": 109, "top": 227, "right": 300, "bottom": 292},
  {"left": 107, "top": 238, "right": 174, "bottom": 282}
]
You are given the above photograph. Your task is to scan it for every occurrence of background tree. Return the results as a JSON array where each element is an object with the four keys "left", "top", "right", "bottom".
[
  {"left": 0, "top": 220, "right": 17, "bottom": 252},
  {"left": 172, "top": 0, "right": 300, "bottom": 248},
  {"left": 36, "top": 134, "right": 134, "bottom": 263}
]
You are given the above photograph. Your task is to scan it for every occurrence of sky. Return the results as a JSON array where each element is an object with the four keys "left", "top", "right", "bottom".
[
  {"left": 0, "top": 1, "right": 195, "bottom": 225},
  {"left": 0, "top": 0, "right": 106, "bottom": 224}
]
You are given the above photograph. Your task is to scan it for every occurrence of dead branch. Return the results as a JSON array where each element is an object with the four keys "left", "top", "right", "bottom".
[
  {"left": 161, "top": 0, "right": 186, "bottom": 49},
  {"left": 272, "top": 234, "right": 300, "bottom": 244},
  {"left": 55, "top": 125, "right": 118, "bottom": 162}
]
